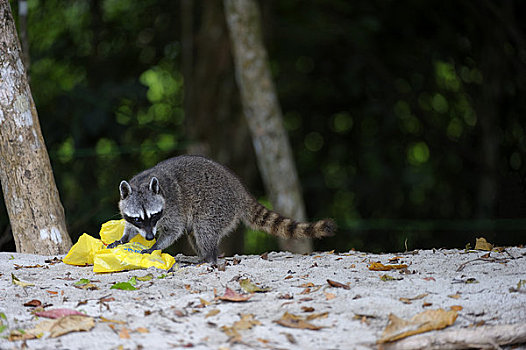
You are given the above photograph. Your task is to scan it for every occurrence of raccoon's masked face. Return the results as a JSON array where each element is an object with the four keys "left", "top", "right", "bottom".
[{"left": 119, "top": 177, "right": 165, "bottom": 241}]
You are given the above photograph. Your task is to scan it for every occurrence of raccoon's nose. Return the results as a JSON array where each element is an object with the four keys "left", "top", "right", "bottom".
[{"left": 146, "top": 233, "right": 155, "bottom": 241}]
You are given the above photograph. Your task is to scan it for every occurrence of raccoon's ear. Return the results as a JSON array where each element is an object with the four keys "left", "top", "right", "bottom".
[
  {"left": 119, "top": 180, "right": 132, "bottom": 200},
  {"left": 149, "top": 177, "right": 160, "bottom": 194}
]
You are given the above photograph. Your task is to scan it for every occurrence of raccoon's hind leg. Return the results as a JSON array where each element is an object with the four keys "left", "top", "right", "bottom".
[{"left": 193, "top": 223, "right": 221, "bottom": 265}]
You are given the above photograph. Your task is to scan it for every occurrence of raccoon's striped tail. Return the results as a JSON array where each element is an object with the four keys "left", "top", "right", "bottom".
[{"left": 244, "top": 200, "right": 335, "bottom": 239}]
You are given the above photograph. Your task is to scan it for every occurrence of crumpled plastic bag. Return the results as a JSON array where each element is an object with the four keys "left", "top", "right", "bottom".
[{"left": 63, "top": 219, "right": 175, "bottom": 273}]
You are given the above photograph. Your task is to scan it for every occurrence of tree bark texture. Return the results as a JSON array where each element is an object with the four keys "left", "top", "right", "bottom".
[
  {"left": 224, "top": 0, "right": 312, "bottom": 253},
  {"left": 183, "top": 1, "right": 258, "bottom": 256},
  {"left": 0, "top": 0, "right": 72, "bottom": 254}
]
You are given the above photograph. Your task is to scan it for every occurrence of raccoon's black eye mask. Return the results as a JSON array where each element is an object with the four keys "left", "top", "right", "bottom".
[{"left": 124, "top": 211, "right": 163, "bottom": 226}]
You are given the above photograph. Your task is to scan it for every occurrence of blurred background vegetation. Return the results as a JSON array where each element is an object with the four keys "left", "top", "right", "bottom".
[{"left": 1, "top": 0, "right": 525, "bottom": 254}]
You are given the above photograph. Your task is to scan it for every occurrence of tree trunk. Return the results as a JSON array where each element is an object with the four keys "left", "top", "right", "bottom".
[
  {"left": 224, "top": 0, "right": 312, "bottom": 254},
  {"left": 182, "top": 1, "right": 258, "bottom": 256},
  {"left": 0, "top": 0, "right": 72, "bottom": 254}
]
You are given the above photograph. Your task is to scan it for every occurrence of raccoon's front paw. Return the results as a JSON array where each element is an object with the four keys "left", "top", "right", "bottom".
[
  {"left": 107, "top": 240, "right": 122, "bottom": 249},
  {"left": 140, "top": 248, "right": 155, "bottom": 254}
]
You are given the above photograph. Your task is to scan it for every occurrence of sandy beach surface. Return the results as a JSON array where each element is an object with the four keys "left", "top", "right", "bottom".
[{"left": 1, "top": 247, "right": 525, "bottom": 349}]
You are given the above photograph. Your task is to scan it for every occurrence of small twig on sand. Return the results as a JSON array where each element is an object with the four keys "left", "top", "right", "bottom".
[
  {"left": 379, "top": 323, "right": 526, "bottom": 350},
  {"left": 456, "top": 256, "right": 509, "bottom": 272}
]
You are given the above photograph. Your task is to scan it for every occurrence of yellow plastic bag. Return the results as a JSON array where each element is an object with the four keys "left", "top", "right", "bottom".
[
  {"left": 63, "top": 219, "right": 175, "bottom": 273},
  {"left": 93, "top": 242, "right": 175, "bottom": 273},
  {"left": 98, "top": 220, "right": 152, "bottom": 246},
  {"left": 63, "top": 233, "right": 104, "bottom": 265}
]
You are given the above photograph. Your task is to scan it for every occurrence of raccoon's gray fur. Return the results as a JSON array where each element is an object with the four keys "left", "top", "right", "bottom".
[{"left": 107, "top": 155, "right": 335, "bottom": 264}]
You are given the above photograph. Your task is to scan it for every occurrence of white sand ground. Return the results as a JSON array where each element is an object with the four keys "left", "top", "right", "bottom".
[{"left": 0, "top": 247, "right": 525, "bottom": 350}]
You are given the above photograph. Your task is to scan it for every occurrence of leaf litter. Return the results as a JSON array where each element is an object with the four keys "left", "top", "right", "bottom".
[
  {"left": 377, "top": 308, "right": 458, "bottom": 343},
  {"left": 216, "top": 287, "right": 252, "bottom": 302},
  {"left": 275, "top": 312, "right": 326, "bottom": 330}
]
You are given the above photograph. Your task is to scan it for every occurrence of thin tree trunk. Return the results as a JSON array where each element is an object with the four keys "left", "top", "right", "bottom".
[
  {"left": 182, "top": 1, "right": 258, "bottom": 256},
  {"left": 224, "top": 0, "right": 312, "bottom": 254},
  {"left": 0, "top": 0, "right": 72, "bottom": 254}
]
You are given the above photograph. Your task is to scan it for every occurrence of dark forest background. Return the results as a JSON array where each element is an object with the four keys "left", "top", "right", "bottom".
[{"left": 1, "top": 0, "right": 525, "bottom": 254}]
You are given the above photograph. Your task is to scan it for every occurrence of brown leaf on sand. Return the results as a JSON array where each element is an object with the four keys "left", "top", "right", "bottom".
[
  {"left": 475, "top": 237, "right": 493, "bottom": 251},
  {"left": 217, "top": 287, "right": 252, "bottom": 302},
  {"left": 327, "top": 279, "right": 350, "bottom": 289},
  {"left": 377, "top": 308, "right": 458, "bottom": 343},
  {"left": 305, "top": 312, "right": 329, "bottom": 321},
  {"left": 32, "top": 315, "right": 95, "bottom": 338},
  {"left": 399, "top": 293, "right": 428, "bottom": 304},
  {"left": 324, "top": 292, "right": 336, "bottom": 300},
  {"left": 239, "top": 278, "right": 271, "bottom": 293},
  {"left": 221, "top": 325, "right": 242, "bottom": 343},
  {"left": 234, "top": 313, "right": 261, "bottom": 330},
  {"left": 119, "top": 327, "right": 131, "bottom": 339},
  {"left": 220, "top": 313, "right": 260, "bottom": 343},
  {"left": 369, "top": 262, "right": 408, "bottom": 271},
  {"left": 24, "top": 299, "right": 42, "bottom": 307},
  {"left": 206, "top": 309, "right": 220, "bottom": 318},
  {"left": 275, "top": 312, "right": 324, "bottom": 330}
]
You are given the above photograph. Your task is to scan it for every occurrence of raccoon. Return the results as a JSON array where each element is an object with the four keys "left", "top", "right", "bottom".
[{"left": 107, "top": 155, "right": 335, "bottom": 264}]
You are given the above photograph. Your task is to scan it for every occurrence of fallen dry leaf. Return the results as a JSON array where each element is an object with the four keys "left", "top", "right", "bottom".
[
  {"left": 305, "top": 312, "right": 329, "bottom": 321},
  {"left": 199, "top": 297, "right": 211, "bottom": 307},
  {"left": 327, "top": 279, "right": 350, "bottom": 290},
  {"left": 35, "top": 308, "right": 85, "bottom": 319},
  {"left": 450, "top": 305, "right": 463, "bottom": 311},
  {"left": 217, "top": 287, "right": 252, "bottom": 302},
  {"left": 24, "top": 299, "right": 42, "bottom": 307},
  {"left": 301, "top": 306, "right": 315, "bottom": 312},
  {"left": 239, "top": 278, "right": 271, "bottom": 293},
  {"left": 11, "top": 273, "right": 34, "bottom": 288},
  {"left": 475, "top": 237, "right": 493, "bottom": 251},
  {"left": 221, "top": 325, "right": 242, "bottom": 343},
  {"left": 206, "top": 309, "right": 220, "bottom": 318},
  {"left": 220, "top": 313, "right": 260, "bottom": 343},
  {"left": 281, "top": 332, "right": 297, "bottom": 344},
  {"left": 369, "top": 262, "right": 408, "bottom": 271},
  {"left": 448, "top": 293, "right": 461, "bottom": 299},
  {"left": 388, "top": 256, "right": 404, "bottom": 263},
  {"left": 74, "top": 283, "right": 99, "bottom": 290},
  {"left": 233, "top": 313, "right": 261, "bottom": 330},
  {"left": 100, "top": 317, "right": 126, "bottom": 324},
  {"left": 377, "top": 308, "right": 458, "bottom": 343},
  {"left": 33, "top": 315, "right": 95, "bottom": 338},
  {"left": 324, "top": 292, "right": 336, "bottom": 300},
  {"left": 380, "top": 274, "right": 402, "bottom": 281},
  {"left": 135, "top": 327, "right": 149, "bottom": 333},
  {"left": 399, "top": 293, "right": 428, "bottom": 304},
  {"left": 275, "top": 312, "right": 324, "bottom": 330},
  {"left": 257, "top": 338, "right": 269, "bottom": 344},
  {"left": 278, "top": 293, "right": 293, "bottom": 300},
  {"left": 119, "top": 327, "right": 131, "bottom": 339},
  {"left": 299, "top": 282, "right": 315, "bottom": 288},
  {"left": 299, "top": 287, "right": 312, "bottom": 295}
]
